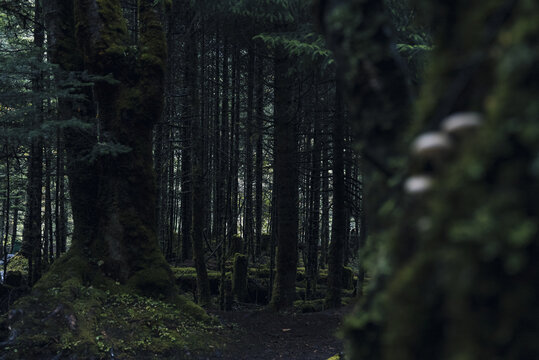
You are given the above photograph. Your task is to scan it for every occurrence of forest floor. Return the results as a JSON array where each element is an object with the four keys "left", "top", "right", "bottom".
[{"left": 208, "top": 305, "right": 349, "bottom": 360}]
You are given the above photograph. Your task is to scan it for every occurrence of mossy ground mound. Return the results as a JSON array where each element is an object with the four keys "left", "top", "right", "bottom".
[{"left": 0, "top": 254, "right": 224, "bottom": 359}]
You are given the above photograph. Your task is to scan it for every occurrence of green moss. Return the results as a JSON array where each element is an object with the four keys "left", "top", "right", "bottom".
[
  {"left": 127, "top": 265, "right": 174, "bottom": 299},
  {"left": 95, "top": 0, "right": 128, "bottom": 56},
  {"left": 0, "top": 244, "right": 222, "bottom": 358},
  {"left": 344, "top": 2, "right": 539, "bottom": 359},
  {"left": 6, "top": 253, "right": 28, "bottom": 277},
  {"left": 249, "top": 267, "right": 271, "bottom": 278},
  {"left": 140, "top": 53, "right": 163, "bottom": 68},
  {"left": 294, "top": 299, "right": 326, "bottom": 313},
  {"left": 2, "top": 273, "right": 221, "bottom": 359},
  {"left": 171, "top": 267, "right": 223, "bottom": 280},
  {"left": 296, "top": 267, "right": 306, "bottom": 281},
  {"left": 327, "top": 354, "right": 343, "bottom": 360}
]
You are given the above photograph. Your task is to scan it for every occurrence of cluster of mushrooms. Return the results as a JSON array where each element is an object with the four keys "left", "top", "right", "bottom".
[{"left": 404, "top": 112, "right": 483, "bottom": 195}]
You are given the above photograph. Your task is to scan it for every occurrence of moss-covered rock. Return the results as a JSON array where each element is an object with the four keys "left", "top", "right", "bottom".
[{"left": 5, "top": 253, "right": 28, "bottom": 279}]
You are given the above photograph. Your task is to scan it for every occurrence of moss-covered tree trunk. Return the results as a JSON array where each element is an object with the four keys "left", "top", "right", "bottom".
[
  {"left": 316, "top": 0, "right": 410, "bottom": 158},
  {"left": 319, "top": 0, "right": 539, "bottom": 359},
  {"left": 315, "top": 0, "right": 411, "bottom": 356},
  {"left": 270, "top": 45, "right": 299, "bottom": 311},
  {"left": 41, "top": 0, "right": 175, "bottom": 297},
  {"left": 380, "top": 1, "right": 539, "bottom": 359}
]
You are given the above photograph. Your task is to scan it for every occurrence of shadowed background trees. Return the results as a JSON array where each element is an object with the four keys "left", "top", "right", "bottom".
[{"left": 1, "top": 0, "right": 369, "bottom": 311}]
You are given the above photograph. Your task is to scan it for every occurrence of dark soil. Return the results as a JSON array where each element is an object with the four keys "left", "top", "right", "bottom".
[{"left": 209, "top": 306, "right": 349, "bottom": 360}]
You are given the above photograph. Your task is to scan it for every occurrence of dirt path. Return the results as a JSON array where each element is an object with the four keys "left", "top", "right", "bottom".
[{"left": 209, "top": 307, "right": 348, "bottom": 360}]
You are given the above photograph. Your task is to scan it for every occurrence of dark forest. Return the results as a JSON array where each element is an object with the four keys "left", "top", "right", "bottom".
[{"left": 0, "top": 0, "right": 538, "bottom": 359}]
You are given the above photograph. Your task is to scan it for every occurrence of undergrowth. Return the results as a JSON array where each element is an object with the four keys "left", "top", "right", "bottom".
[{"left": 0, "top": 254, "right": 224, "bottom": 359}]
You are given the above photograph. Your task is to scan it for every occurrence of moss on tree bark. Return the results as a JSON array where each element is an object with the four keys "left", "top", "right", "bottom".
[{"left": 319, "top": 0, "right": 539, "bottom": 359}]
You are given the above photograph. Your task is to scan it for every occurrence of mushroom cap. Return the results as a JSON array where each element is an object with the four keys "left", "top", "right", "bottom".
[
  {"left": 441, "top": 112, "right": 483, "bottom": 134},
  {"left": 404, "top": 175, "right": 433, "bottom": 195},
  {"left": 411, "top": 132, "right": 452, "bottom": 158}
]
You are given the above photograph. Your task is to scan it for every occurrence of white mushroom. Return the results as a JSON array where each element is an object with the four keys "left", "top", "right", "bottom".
[
  {"left": 411, "top": 132, "right": 452, "bottom": 158},
  {"left": 441, "top": 112, "right": 483, "bottom": 135},
  {"left": 404, "top": 175, "right": 433, "bottom": 195}
]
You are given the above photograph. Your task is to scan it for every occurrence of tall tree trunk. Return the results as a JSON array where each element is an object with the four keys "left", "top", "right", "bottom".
[
  {"left": 211, "top": 23, "right": 221, "bottom": 251},
  {"left": 306, "top": 82, "right": 321, "bottom": 299},
  {"left": 244, "top": 44, "right": 255, "bottom": 260},
  {"left": 219, "top": 34, "right": 230, "bottom": 310},
  {"left": 54, "top": 130, "right": 65, "bottom": 258},
  {"left": 199, "top": 17, "right": 210, "bottom": 258},
  {"left": 42, "top": 0, "right": 175, "bottom": 297},
  {"left": 326, "top": 80, "right": 345, "bottom": 308},
  {"left": 166, "top": 142, "right": 175, "bottom": 259},
  {"left": 270, "top": 46, "right": 298, "bottom": 311},
  {"left": 178, "top": 2, "right": 193, "bottom": 263},
  {"left": 10, "top": 194, "right": 19, "bottom": 254},
  {"left": 230, "top": 43, "right": 240, "bottom": 240},
  {"left": 255, "top": 51, "right": 264, "bottom": 260},
  {"left": 1, "top": 196, "right": 4, "bottom": 260},
  {"left": 357, "top": 174, "right": 367, "bottom": 298},
  {"left": 22, "top": 0, "right": 45, "bottom": 285},
  {"left": 320, "top": 130, "right": 330, "bottom": 269},
  {"left": 180, "top": 73, "right": 193, "bottom": 262},
  {"left": 268, "top": 167, "right": 277, "bottom": 299},
  {"left": 187, "top": 14, "right": 210, "bottom": 305},
  {"left": 2, "top": 147, "right": 10, "bottom": 277},
  {"left": 43, "top": 145, "right": 53, "bottom": 265},
  {"left": 154, "top": 75, "right": 166, "bottom": 256}
]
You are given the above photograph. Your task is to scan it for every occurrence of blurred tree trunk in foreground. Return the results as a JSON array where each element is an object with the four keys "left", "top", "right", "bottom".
[{"left": 318, "top": 0, "right": 539, "bottom": 359}]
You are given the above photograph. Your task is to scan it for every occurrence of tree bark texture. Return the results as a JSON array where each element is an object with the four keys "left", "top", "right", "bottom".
[
  {"left": 326, "top": 80, "right": 345, "bottom": 308},
  {"left": 186, "top": 9, "right": 210, "bottom": 305},
  {"left": 255, "top": 51, "right": 264, "bottom": 260},
  {"left": 270, "top": 46, "right": 298, "bottom": 311},
  {"left": 44, "top": 0, "right": 175, "bottom": 297}
]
